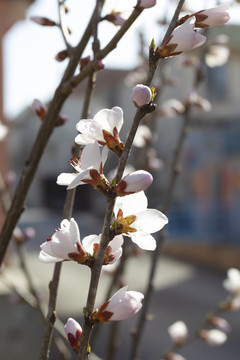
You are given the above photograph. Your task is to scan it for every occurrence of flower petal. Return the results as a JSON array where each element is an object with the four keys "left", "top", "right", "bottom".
[
  {"left": 82, "top": 234, "right": 100, "bottom": 254},
  {"left": 135, "top": 209, "right": 168, "bottom": 234},
  {"left": 66, "top": 170, "right": 91, "bottom": 189},
  {"left": 114, "top": 191, "right": 148, "bottom": 216},
  {"left": 57, "top": 173, "right": 79, "bottom": 186},
  {"left": 130, "top": 233, "right": 156, "bottom": 250},
  {"left": 81, "top": 142, "right": 101, "bottom": 170}
]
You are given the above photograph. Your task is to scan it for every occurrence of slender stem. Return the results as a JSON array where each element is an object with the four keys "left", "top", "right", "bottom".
[
  {"left": 38, "top": 262, "right": 62, "bottom": 360},
  {"left": 0, "top": 3, "right": 97, "bottom": 266},
  {"left": 58, "top": 0, "right": 72, "bottom": 49},
  {"left": 146, "top": 0, "right": 185, "bottom": 87},
  {"left": 128, "top": 110, "right": 191, "bottom": 360},
  {"left": 61, "top": 7, "right": 143, "bottom": 95},
  {"left": 128, "top": 1, "right": 187, "bottom": 358}
]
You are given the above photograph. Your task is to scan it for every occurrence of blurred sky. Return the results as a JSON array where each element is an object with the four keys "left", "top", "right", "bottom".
[{"left": 2, "top": 0, "right": 238, "bottom": 119}]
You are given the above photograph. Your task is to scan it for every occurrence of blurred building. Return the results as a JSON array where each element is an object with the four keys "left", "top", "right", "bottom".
[
  {"left": 8, "top": 24, "right": 240, "bottom": 244},
  {"left": 0, "top": 0, "right": 35, "bottom": 227}
]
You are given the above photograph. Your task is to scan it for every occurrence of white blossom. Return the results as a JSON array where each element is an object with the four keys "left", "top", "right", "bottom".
[
  {"left": 57, "top": 142, "right": 108, "bottom": 190},
  {"left": 75, "top": 107, "right": 123, "bottom": 145},
  {"left": 114, "top": 191, "right": 168, "bottom": 250}
]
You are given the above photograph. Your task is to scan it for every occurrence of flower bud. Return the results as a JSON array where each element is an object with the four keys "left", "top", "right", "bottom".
[
  {"left": 199, "top": 329, "right": 227, "bottom": 346},
  {"left": 104, "top": 12, "right": 126, "bottom": 26},
  {"left": 93, "top": 59, "right": 105, "bottom": 71},
  {"left": 80, "top": 56, "right": 91, "bottom": 70},
  {"left": 93, "top": 286, "right": 144, "bottom": 322},
  {"left": 159, "top": 17, "right": 206, "bottom": 57},
  {"left": 209, "top": 316, "right": 231, "bottom": 333},
  {"left": 64, "top": 318, "right": 82, "bottom": 353},
  {"left": 116, "top": 170, "right": 153, "bottom": 196},
  {"left": 32, "top": 99, "right": 48, "bottom": 120},
  {"left": 131, "top": 84, "right": 152, "bottom": 108},
  {"left": 55, "top": 49, "right": 69, "bottom": 62},
  {"left": 136, "top": 0, "right": 157, "bottom": 9},
  {"left": 56, "top": 114, "right": 69, "bottom": 127},
  {"left": 194, "top": 5, "right": 230, "bottom": 28},
  {"left": 168, "top": 321, "right": 188, "bottom": 345},
  {"left": 30, "top": 16, "right": 57, "bottom": 26}
]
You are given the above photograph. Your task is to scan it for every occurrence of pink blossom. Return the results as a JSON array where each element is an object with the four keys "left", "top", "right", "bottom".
[
  {"left": 116, "top": 170, "right": 153, "bottom": 195},
  {"left": 64, "top": 318, "right": 82, "bottom": 353},
  {"left": 131, "top": 84, "right": 152, "bottom": 107},
  {"left": 96, "top": 286, "right": 144, "bottom": 322},
  {"left": 136, "top": 0, "right": 156, "bottom": 9},
  {"left": 194, "top": 5, "right": 230, "bottom": 28},
  {"left": 161, "top": 17, "right": 206, "bottom": 56}
]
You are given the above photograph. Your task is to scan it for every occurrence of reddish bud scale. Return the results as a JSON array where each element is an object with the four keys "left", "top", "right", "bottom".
[
  {"left": 114, "top": 209, "right": 137, "bottom": 235},
  {"left": 100, "top": 127, "right": 124, "bottom": 156},
  {"left": 67, "top": 329, "right": 81, "bottom": 353},
  {"left": 81, "top": 169, "right": 110, "bottom": 195},
  {"left": 55, "top": 50, "right": 69, "bottom": 62},
  {"left": 93, "top": 301, "right": 113, "bottom": 322},
  {"left": 80, "top": 56, "right": 91, "bottom": 70}
]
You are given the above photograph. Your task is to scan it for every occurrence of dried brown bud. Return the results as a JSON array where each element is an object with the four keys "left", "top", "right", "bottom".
[
  {"left": 30, "top": 16, "right": 57, "bottom": 26},
  {"left": 55, "top": 49, "right": 69, "bottom": 62}
]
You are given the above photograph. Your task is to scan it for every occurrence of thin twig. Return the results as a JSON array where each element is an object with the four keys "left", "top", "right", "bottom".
[
  {"left": 58, "top": 0, "right": 72, "bottom": 49},
  {"left": 0, "top": 2, "right": 100, "bottom": 266}
]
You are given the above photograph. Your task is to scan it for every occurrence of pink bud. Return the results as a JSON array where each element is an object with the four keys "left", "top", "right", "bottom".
[
  {"left": 116, "top": 170, "right": 153, "bottom": 195},
  {"left": 96, "top": 286, "right": 144, "bottom": 322},
  {"left": 24, "top": 227, "right": 36, "bottom": 240},
  {"left": 93, "top": 60, "right": 105, "bottom": 71},
  {"left": 136, "top": 0, "right": 157, "bottom": 9},
  {"left": 104, "top": 13, "right": 126, "bottom": 26},
  {"left": 194, "top": 5, "right": 230, "bottom": 28},
  {"left": 209, "top": 316, "right": 231, "bottom": 333},
  {"left": 32, "top": 99, "right": 48, "bottom": 120},
  {"left": 199, "top": 329, "right": 227, "bottom": 346},
  {"left": 160, "top": 17, "right": 206, "bottom": 56},
  {"left": 80, "top": 56, "right": 91, "bottom": 70},
  {"left": 131, "top": 84, "right": 152, "bottom": 107},
  {"left": 64, "top": 318, "right": 82, "bottom": 353},
  {"left": 56, "top": 114, "right": 69, "bottom": 127}
]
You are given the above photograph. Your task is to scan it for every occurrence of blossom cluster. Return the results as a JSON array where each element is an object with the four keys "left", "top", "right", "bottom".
[
  {"left": 37, "top": 4, "right": 231, "bottom": 354},
  {"left": 39, "top": 85, "right": 168, "bottom": 352}
]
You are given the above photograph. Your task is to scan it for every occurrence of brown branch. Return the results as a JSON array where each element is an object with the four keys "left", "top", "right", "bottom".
[
  {"left": 38, "top": 262, "right": 62, "bottom": 360},
  {"left": 0, "top": 3, "right": 98, "bottom": 266}
]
